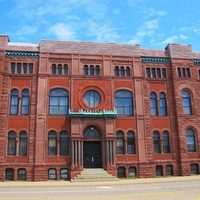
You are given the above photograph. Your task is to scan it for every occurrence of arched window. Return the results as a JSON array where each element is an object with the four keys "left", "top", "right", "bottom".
[
  {"left": 90, "top": 65, "right": 94, "bottom": 75},
  {"left": 5, "top": 168, "right": 14, "bottom": 180},
  {"left": 159, "top": 92, "right": 167, "bottom": 116},
  {"left": 84, "top": 65, "right": 88, "bottom": 75},
  {"left": 18, "top": 169, "right": 26, "bottom": 180},
  {"left": 153, "top": 131, "right": 160, "bottom": 153},
  {"left": 52, "top": 64, "right": 56, "bottom": 74},
  {"left": 10, "top": 89, "right": 19, "bottom": 115},
  {"left": 115, "top": 66, "right": 119, "bottom": 76},
  {"left": 48, "top": 131, "right": 57, "bottom": 155},
  {"left": 116, "top": 131, "right": 124, "bottom": 154},
  {"left": 186, "top": 128, "right": 196, "bottom": 152},
  {"left": 60, "top": 131, "right": 69, "bottom": 155},
  {"left": 120, "top": 66, "right": 125, "bottom": 76},
  {"left": 95, "top": 65, "right": 100, "bottom": 75},
  {"left": 21, "top": 89, "right": 29, "bottom": 115},
  {"left": 115, "top": 90, "right": 133, "bottom": 116},
  {"left": 48, "top": 168, "right": 57, "bottom": 180},
  {"left": 163, "top": 131, "right": 170, "bottom": 153},
  {"left": 83, "top": 90, "right": 101, "bottom": 108},
  {"left": 58, "top": 64, "right": 62, "bottom": 74},
  {"left": 150, "top": 92, "right": 157, "bottom": 116},
  {"left": 60, "top": 168, "right": 68, "bottom": 180},
  {"left": 182, "top": 90, "right": 192, "bottom": 115},
  {"left": 64, "top": 64, "right": 68, "bottom": 75},
  {"left": 126, "top": 67, "right": 130, "bottom": 76},
  {"left": 49, "top": 88, "right": 68, "bottom": 115},
  {"left": 84, "top": 126, "right": 101, "bottom": 138},
  {"left": 127, "top": 131, "right": 136, "bottom": 154},
  {"left": 156, "top": 165, "right": 163, "bottom": 176},
  {"left": 19, "top": 131, "right": 27, "bottom": 156},
  {"left": 8, "top": 131, "right": 16, "bottom": 155}
]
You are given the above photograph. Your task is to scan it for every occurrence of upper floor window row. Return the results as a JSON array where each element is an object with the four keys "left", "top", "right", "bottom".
[
  {"left": 177, "top": 67, "right": 191, "bottom": 78},
  {"left": 11, "top": 62, "right": 33, "bottom": 74},
  {"left": 84, "top": 65, "right": 100, "bottom": 76},
  {"left": 115, "top": 66, "right": 130, "bottom": 77},
  {"left": 52, "top": 64, "right": 68, "bottom": 75},
  {"left": 146, "top": 67, "right": 166, "bottom": 78},
  {"left": 10, "top": 89, "right": 30, "bottom": 115}
]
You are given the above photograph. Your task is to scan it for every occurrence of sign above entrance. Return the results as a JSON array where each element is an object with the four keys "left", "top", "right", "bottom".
[{"left": 68, "top": 109, "right": 117, "bottom": 119}]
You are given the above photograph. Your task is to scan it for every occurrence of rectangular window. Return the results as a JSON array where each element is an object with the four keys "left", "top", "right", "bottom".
[
  {"left": 162, "top": 68, "right": 166, "bottom": 78},
  {"left": 157, "top": 68, "right": 161, "bottom": 78},
  {"left": 146, "top": 68, "right": 151, "bottom": 78},
  {"left": 152, "top": 68, "right": 156, "bottom": 78},
  {"left": 11, "top": 63, "right": 15, "bottom": 73},
  {"left": 23, "top": 63, "right": 27, "bottom": 74}
]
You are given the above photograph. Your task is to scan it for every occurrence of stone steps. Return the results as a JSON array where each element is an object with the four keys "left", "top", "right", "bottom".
[{"left": 71, "top": 168, "right": 119, "bottom": 182}]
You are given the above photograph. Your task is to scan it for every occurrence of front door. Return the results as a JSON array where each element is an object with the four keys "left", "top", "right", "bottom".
[{"left": 83, "top": 141, "right": 102, "bottom": 168}]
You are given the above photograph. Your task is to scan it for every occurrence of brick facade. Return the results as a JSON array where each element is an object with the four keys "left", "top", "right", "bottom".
[{"left": 0, "top": 34, "right": 200, "bottom": 181}]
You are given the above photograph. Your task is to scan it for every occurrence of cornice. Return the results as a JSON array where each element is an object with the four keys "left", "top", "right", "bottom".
[
  {"left": 5, "top": 50, "right": 39, "bottom": 58},
  {"left": 141, "top": 57, "right": 171, "bottom": 63},
  {"left": 49, "top": 57, "right": 72, "bottom": 62},
  {"left": 194, "top": 59, "right": 200, "bottom": 65}
]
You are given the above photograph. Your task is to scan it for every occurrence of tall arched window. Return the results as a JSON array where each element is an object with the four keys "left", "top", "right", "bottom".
[
  {"left": 115, "top": 66, "right": 119, "bottom": 76},
  {"left": 120, "top": 66, "right": 125, "bottom": 76},
  {"left": 127, "top": 131, "right": 136, "bottom": 154},
  {"left": 49, "top": 88, "right": 68, "bottom": 115},
  {"left": 10, "top": 89, "right": 19, "bottom": 115},
  {"left": 84, "top": 65, "right": 88, "bottom": 75},
  {"left": 60, "top": 131, "right": 69, "bottom": 155},
  {"left": 159, "top": 92, "right": 167, "bottom": 116},
  {"left": 21, "top": 89, "right": 30, "bottom": 115},
  {"left": 19, "top": 131, "right": 27, "bottom": 156},
  {"left": 150, "top": 92, "right": 157, "bottom": 116},
  {"left": 52, "top": 64, "right": 56, "bottom": 74},
  {"left": 126, "top": 67, "right": 130, "bottom": 77},
  {"left": 115, "top": 90, "right": 133, "bottom": 116},
  {"left": 95, "top": 65, "right": 100, "bottom": 75},
  {"left": 48, "top": 131, "right": 57, "bottom": 155},
  {"left": 163, "top": 131, "right": 170, "bottom": 153},
  {"left": 153, "top": 131, "right": 160, "bottom": 153},
  {"left": 8, "top": 131, "right": 16, "bottom": 155},
  {"left": 116, "top": 131, "right": 124, "bottom": 154},
  {"left": 186, "top": 128, "right": 196, "bottom": 152},
  {"left": 90, "top": 65, "right": 94, "bottom": 75},
  {"left": 63, "top": 64, "right": 68, "bottom": 75},
  {"left": 58, "top": 64, "right": 62, "bottom": 74},
  {"left": 182, "top": 90, "right": 192, "bottom": 115}
]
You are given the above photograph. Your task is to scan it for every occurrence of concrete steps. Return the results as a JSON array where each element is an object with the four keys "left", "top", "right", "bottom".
[{"left": 71, "top": 168, "right": 119, "bottom": 182}]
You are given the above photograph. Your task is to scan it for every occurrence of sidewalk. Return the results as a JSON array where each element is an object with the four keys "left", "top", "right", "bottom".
[{"left": 0, "top": 175, "right": 200, "bottom": 188}]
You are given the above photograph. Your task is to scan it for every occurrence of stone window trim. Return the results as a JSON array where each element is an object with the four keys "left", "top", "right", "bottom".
[
  {"left": 153, "top": 130, "right": 171, "bottom": 154},
  {"left": 9, "top": 88, "right": 30, "bottom": 116},
  {"left": 177, "top": 67, "right": 191, "bottom": 78},
  {"left": 79, "top": 86, "right": 105, "bottom": 111},
  {"left": 10, "top": 62, "right": 34, "bottom": 75},
  {"left": 114, "top": 65, "right": 131, "bottom": 77},
  {"left": 146, "top": 67, "right": 167, "bottom": 79},
  {"left": 83, "top": 64, "right": 101, "bottom": 76},
  {"left": 7, "top": 130, "right": 29, "bottom": 157},
  {"left": 150, "top": 91, "right": 168, "bottom": 117},
  {"left": 47, "top": 130, "right": 69, "bottom": 156}
]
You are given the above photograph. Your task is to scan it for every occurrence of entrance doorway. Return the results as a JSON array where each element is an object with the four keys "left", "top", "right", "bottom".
[{"left": 83, "top": 141, "right": 102, "bottom": 168}]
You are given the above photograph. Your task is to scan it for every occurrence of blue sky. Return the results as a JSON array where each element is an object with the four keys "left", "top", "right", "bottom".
[{"left": 0, "top": 0, "right": 200, "bottom": 51}]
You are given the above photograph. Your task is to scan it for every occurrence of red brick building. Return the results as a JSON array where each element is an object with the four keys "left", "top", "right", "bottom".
[{"left": 0, "top": 34, "right": 200, "bottom": 181}]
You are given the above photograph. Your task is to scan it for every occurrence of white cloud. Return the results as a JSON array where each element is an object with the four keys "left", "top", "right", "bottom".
[
  {"left": 180, "top": 34, "right": 188, "bottom": 40},
  {"left": 160, "top": 36, "right": 178, "bottom": 44},
  {"left": 113, "top": 9, "right": 120, "bottom": 15},
  {"left": 49, "top": 23, "right": 76, "bottom": 40}
]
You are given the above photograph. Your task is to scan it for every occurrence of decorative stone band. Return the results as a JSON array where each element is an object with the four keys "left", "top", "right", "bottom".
[
  {"left": 68, "top": 109, "right": 118, "bottom": 119},
  {"left": 141, "top": 57, "right": 171, "bottom": 63},
  {"left": 194, "top": 59, "right": 200, "bottom": 65},
  {"left": 5, "top": 51, "right": 40, "bottom": 58}
]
